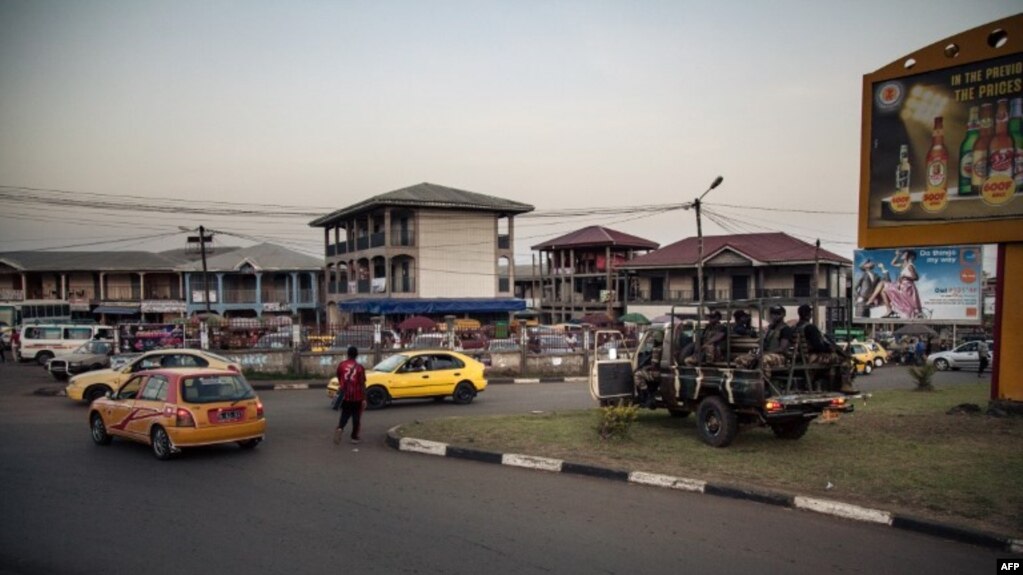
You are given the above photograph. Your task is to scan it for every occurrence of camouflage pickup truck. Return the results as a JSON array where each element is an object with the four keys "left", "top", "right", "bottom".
[{"left": 589, "top": 311, "right": 856, "bottom": 447}]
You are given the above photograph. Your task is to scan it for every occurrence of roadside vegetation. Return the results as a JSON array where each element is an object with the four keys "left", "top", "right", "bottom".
[{"left": 399, "top": 382, "right": 1023, "bottom": 538}]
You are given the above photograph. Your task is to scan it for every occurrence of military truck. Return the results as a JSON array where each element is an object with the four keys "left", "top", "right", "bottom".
[{"left": 589, "top": 301, "right": 856, "bottom": 447}]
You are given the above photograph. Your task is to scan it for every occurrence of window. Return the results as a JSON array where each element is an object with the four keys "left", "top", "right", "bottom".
[
  {"left": 118, "top": 377, "right": 144, "bottom": 400},
  {"left": 162, "top": 354, "right": 209, "bottom": 368},
  {"left": 794, "top": 274, "right": 812, "bottom": 297},
  {"left": 181, "top": 375, "right": 255, "bottom": 403},
  {"left": 431, "top": 355, "right": 464, "bottom": 370},
  {"left": 135, "top": 355, "right": 163, "bottom": 371},
  {"left": 140, "top": 376, "right": 169, "bottom": 401},
  {"left": 65, "top": 327, "right": 93, "bottom": 340},
  {"left": 39, "top": 327, "right": 62, "bottom": 339}
]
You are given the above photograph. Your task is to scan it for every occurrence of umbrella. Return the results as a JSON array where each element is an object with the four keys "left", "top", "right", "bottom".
[
  {"left": 893, "top": 324, "right": 937, "bottom": 338},
  {"left": 619, "top": 312, "right": 650, "bottom": 325},
  {"left": 580, "top": 313, "right": 613, "bottom": 327},
  {"left": 398, "top": 315, "right": 435, "bottom": 331}
]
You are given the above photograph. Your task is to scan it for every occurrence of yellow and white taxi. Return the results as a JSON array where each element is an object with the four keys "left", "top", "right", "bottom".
[
  {"left": 327, "top": 350, "right": 487, "bottom": 409},
  {"left": 66, "top": 349, "right": 241, "bottom": 403},
  {"left": 89, "top": 368, "right": 265, "bottom": 460}
]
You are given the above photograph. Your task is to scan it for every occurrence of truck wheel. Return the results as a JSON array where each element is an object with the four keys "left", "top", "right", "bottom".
[
  {"left": 771, "top": 420, "right": 810, "bottom": 440},
  {"left": 696, "top": 396, "right": 738, "bottom": 448}
]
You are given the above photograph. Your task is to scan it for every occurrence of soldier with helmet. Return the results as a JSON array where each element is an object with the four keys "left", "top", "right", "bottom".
[
  {"left": 736, "top": 305, "right": 794, "bottom": 378},
  {"left": 795, "top": 304, "right": 858, "bottom": 393}
]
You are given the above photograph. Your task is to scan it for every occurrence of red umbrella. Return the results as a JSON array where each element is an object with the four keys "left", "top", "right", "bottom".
[{"left": 398, "top": 315, "right": 436, "bottom": 331}]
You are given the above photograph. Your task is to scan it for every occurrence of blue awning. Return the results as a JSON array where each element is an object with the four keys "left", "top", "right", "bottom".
[
  {"left": 92, "top": 306, "right": 140, "bottom": 315},
  {"left": 339, "top": 298, "right": 526, "bottom": 315}
]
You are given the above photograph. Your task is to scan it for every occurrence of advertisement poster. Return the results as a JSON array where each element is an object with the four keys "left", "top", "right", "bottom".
[
  {"left": 867, "top": 52, "right": 1023, "bottom": 227},
  {"left": 852, "top": 246, "right": 982, "bottom": 323}
]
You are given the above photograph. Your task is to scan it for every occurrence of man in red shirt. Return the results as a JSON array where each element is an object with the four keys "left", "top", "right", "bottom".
[{"left": 334, "top": 346, "right": 367, "bottom": 445}]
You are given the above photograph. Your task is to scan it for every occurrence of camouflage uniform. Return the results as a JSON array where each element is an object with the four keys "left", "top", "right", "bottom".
[
  {"left": 735, "top": 319, "right": 793, "bottom": 379},
  {"left": 683, "top": 322, "right": 727, "bottom": 366},
  {"left": 634, "top": 336, "right": 663, "bottom": 406}
]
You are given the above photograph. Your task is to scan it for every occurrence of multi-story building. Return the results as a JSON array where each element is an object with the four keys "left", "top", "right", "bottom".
[
  {"left": 530, "top": 226, "right": 659, "bottom": 323},
  {"left": 0, "top": 243, "right": 323, "bottom": 324},
  {"left": 309, "top": 182, "right": 534, "bottom": 324},
  {"left": 619, "top": 232, "right": 852, "bottom": 327}
]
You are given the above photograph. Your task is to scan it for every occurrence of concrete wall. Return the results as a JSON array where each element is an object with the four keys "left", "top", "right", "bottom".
[
  {"left": 418, "top": 210, "right": 496, "bottom": 297},
  {"left": 223, "top": 349, "right": 588, "bottom": 378}
]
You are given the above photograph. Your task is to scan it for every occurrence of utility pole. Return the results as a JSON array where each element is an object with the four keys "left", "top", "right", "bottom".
[
  {"left": 688, "top": 176, "right": 723, "bottom": 357},
  {"left": 813, "top": 238, "right": 820, "bottom": 325},
  {"left": 200, "top": 225, "right": 212, "bottom": 316}
]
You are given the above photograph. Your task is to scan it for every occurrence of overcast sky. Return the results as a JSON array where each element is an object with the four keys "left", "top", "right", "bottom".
[{"left": 0, "top": 0, "right": 1015, "bottom": 270}]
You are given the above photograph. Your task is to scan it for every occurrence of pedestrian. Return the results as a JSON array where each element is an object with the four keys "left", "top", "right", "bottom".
[
  {"left": 0, "top": 334, "right": 7, "bottom": 363},
  {"left": 977, "top": 340, "right": 990, "bottom": 377},
  {"left": 915, "top": 338, "right": 926, "bottom": 366},
  {"left": 333, "top": 346, "right": 367, "bottom": 445}
]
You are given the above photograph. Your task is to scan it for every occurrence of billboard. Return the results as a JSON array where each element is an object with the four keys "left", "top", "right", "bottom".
[
  {"left": 852, "top": 246, "right": 983, "bottom": 324},
  {"left": 859, "top": 14, "right": 1023, "bottom": 248}
]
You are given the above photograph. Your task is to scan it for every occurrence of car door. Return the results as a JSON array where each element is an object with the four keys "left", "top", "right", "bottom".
[
  {"left": 424, "top": 353, "right": 465, "bottom": 395},
  {"left": 953, "top": 342, "right": 979, "bottom": 370},
  {"left": 101, "top": 375, "right": 147, "bottom": 440},
  {"left": 123, "top": 374, "right": 172, "bottom": 440},
  {"left": 389, "top": 355, "right": 433, "bottom": 398}
]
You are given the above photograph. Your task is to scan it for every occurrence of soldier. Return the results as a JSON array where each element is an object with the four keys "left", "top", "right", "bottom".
[
  {"left": 736, "top": 305, "right": 793, "bottom": 378},
  {"left": 730, "top": 309, "right": 755, "bottom": 337},
  {"left": 634, "top": 330, "right": 663, "bottom": 408},
  {"left": 684, "top": 310, "right": 727, "bottom": 366},
  {"left": 794, "top": 304, "right": 857, "bottom": 394}
]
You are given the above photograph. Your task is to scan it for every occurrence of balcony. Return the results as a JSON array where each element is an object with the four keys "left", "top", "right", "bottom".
[
  {"left": 104, "top": 287, "right": 141, "bottom": 301},
  {"left": 357, "top": 279, "right": 370, "bottom": 294},
  {"left": 0, "top": 289, "right": 24, "bottom": 300},
  {"left": 326, "top": 244, "right": 335, "bottom": 257},
  {"left": 222, "top": 289, "right": 257, "bottom": 304},
  {"left": 356, "top": 236, "right": 369, "bottom": 251},
  {"left": 498, "top": 234, "right": 510, "bottom": 250},
  {"left": 144, "top": 288, "right": 181, "bottom": 300},
  {"left": 370, "top": 232, "right": 385, "bottom": 248},
  {"left": 261, "top": 289, "right": 291, "bottom": 303},
  {"left": 498, "top": 278, "right": 510, "bottom": 293},
  {"left": 392, "top": 231, "right": 414, "bottom": 247},
  {"left": 391, "top": 277, "right": 415, "bottom": 293}
]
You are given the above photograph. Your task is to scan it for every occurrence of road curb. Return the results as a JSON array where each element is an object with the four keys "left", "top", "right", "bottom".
[
  {"left": 385, "top": 425, "right": 1020, "bottom": 552},
  {"left": 488, "top": 376, "right": 588, "bottom": 384}
]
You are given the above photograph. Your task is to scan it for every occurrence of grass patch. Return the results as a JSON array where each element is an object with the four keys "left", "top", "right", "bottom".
[{"left": 401, "top": 382, "right": 1023, "bottom": 537}]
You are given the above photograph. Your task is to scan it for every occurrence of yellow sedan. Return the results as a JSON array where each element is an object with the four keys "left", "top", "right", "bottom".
[
  {"left": 66, "top": 349, "right": 241, "bottom": 403},
  {"left": 89, "top": 368, "right": 265, "bottom": 460},
  {"left": 327, "top": 350, "right": 487, "bottom": 409}
]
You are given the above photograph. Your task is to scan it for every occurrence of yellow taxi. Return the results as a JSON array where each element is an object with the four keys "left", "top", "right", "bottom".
[
  {"left": 66, "top": 349, "right": 241, "bottom": 403},
  {"left": 89, "top": 368, "right": 265, "bottom": 460},
  {"left": 862, "top": 340, "right": 890, "bottom": 366},
  {"left": 327, "top": 350, "right": 487, "bottom": 409},
  {"left": 839, "top": 342, "right": 875, "bottom": 375}
]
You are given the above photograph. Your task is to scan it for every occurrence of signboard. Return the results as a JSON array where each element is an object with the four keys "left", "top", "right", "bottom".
[
  {"left": 859, "top": 15, "right": 1023, "bottom": 247},
  {"left": 852, "top": 246, "right": 983, "bottom": 323},
  {"left": 141, "top": 301, "right": 187, "bottom": 313}
]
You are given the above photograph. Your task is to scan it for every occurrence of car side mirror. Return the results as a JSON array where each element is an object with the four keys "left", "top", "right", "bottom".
[{"left": 105, "top": 391, "right": 114, "bottom": 399}]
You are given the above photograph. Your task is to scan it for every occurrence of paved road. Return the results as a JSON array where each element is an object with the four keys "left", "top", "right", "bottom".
[{"left": 0, "top": 361, "right": 1008, "bottom": 574}]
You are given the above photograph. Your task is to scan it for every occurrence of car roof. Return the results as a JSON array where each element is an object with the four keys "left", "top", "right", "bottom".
[{"left": 130, "top": 367, "right": 240, "bottom": 379}]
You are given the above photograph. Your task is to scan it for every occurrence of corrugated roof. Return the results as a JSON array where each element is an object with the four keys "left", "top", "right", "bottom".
[
  {"left": 532, "top": 225, "right": 659, "bottom": 251},
  {"left": 0, "top": 251, "right": 182, "bottom": 271},
  {"left": 308, "top": 182, "right": 535, "bottom": 227},
  {"left": 620, "top": 233, "right": 851, "bottom": 268},
  {"left": 176, "top": 243, "right": 322, "bottom": 272}
]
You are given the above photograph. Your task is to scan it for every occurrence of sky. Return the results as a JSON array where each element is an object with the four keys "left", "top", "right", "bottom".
[{"left": 0, "top": 0, "right": 1016, "bottom": 271}]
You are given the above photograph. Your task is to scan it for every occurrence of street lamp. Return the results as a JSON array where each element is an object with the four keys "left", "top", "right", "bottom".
[{"left": 686, "top": 176, "right": 723, "bottom": 350}]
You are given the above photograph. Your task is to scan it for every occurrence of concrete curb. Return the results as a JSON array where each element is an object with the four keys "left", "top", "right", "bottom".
[
  {"left": 488, "top": 376, "right": 589, "bottom": 384},
  {"left": 385, "top": 425, "right": 1022, "bottom": 553}
]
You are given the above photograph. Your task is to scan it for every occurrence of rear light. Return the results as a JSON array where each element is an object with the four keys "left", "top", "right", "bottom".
[
  {"left": 256, "top": 401, "right": 264, "bottom": 419},
  {"left": 227, "top": 365, "right": 240, "bottom": 373},
  {"left": 175, "top": 407, "right": 196, "bottom": 427},
  {"left": 764, "top": 400, "right": 784, "bottom": 412},
  {"left": 830, "top": 397, "right": 846, "bottom": 407}
]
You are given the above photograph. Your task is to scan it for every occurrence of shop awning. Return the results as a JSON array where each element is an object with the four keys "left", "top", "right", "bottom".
[
  {"left": 339, "top": 298, "right": 526, "bottom": 315},
  {"left": 92, "top": 306, "right": 140, "bottom": 315}
]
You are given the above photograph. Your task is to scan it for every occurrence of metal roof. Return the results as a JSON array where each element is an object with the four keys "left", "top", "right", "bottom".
[
  {"left": 308, "top": 182, "right": 535, "bottom": 227},
  {"left": 176, "top": 243, "right": 322, "bottom": 272},
  {"left": 531, "top": 225, "right": 659, "bottom": 251},
  {"left": 619, "top": 233, "right": 851, "bottom": 269},
  {"left": 0, "top": 251, "right": 183, "bottom": 272}
]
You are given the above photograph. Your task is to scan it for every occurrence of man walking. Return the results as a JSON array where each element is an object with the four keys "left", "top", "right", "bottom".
[
  {"left": 334, "top": 346, "right": 367, "bottom": 445},
  {"left": 977, "top": 340, "right": 990, "bottom": 377}
]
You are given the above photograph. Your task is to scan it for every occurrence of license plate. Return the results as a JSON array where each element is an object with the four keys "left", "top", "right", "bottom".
[
  {"left": 821, "top": 409, "right": 841, "bottom": 422},
  {"left": 217, "top": 409, "right": 243, "bottom": 423}
]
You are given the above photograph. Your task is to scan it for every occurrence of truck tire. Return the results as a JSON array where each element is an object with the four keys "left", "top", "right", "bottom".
[
  {"left": 696, "top": 396, "right": 738, "bottom": 447},
  {"left": 771, "top": 420, "right": 810, "bottom": 440}
]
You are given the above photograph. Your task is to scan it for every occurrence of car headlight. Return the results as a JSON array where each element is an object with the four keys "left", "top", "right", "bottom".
[{"left": 68, "top": 361, "right": 83, "bottom": 368}]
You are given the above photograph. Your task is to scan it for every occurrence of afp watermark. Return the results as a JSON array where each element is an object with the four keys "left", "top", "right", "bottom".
[{"left": 1000, "top": 560, "right": 1022, "bottom": 571}]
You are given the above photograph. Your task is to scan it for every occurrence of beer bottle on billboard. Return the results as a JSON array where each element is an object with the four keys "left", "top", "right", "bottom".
[
  {"left": 923, "top": 116, "right": 948, "bottom": 212},
  {"left": 971, "top": 103, "right": 994, "bottom": 191},
  {"left": 890, "top": 144, "right": 911, "bottom": 213},
  {"left": 1010, "top": 97, "right": 1023, "bottom": 192},
  {"left": 983, "top": 98, "right": 1015, "bottom": 205},
  {"left": 958, "top": 106, "right": 979, "bottom": 196}
]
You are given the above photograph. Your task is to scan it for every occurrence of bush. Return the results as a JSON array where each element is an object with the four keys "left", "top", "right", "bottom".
[
  {"left": 908, "top": 363, "right": 937, "bottom": 391},
  {"left": 596, "top": 401, "right": 639, "bottom": 440}
]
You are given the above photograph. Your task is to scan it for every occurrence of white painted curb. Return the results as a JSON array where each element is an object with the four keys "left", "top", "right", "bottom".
[
  {"left": 629, "top": 471, "right": 705, "bottom": 493},
  {"left": 563, "top": 377, "right": 589, "bottom": 383},
  {"left": 398, "top": 437, "right": 448, "bottom": 456},
  {"left": 502, "top": 453, "right": 563, "bottom": 472},
  {"left": 273, "top": 383, "right": 309, "bottom": 390},
  {"left": 1011, "top": 539, "right": 1023, "bottom": 554},
  {"left": 513, "top": 378, "right": 541, "bottom": 384},
  {"left": 794, "top": 496, "right": 893, "bottom": 525}
]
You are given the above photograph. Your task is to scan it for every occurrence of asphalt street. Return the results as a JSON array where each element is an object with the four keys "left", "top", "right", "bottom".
[{"left": 0, "top": 360, "right": 1012, "bottom": 574}]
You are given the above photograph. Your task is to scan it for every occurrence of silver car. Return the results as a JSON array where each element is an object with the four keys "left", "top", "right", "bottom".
[
  {"left": 926, "top": 340, "right": 994, "bottom": 371},
  {"left": 47, "top": 340, "right": 114, "bottom": 381}
]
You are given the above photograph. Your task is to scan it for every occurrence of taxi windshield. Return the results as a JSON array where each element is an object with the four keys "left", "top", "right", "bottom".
[
  {"left": 77, "top": 341, "right": 112, "bottom": 355},
  {"left": 181, "top": 374, "right": 256, "bottom": 403},
  {"left": 372, "top": 354, "right": 408, "bottom": 373}
]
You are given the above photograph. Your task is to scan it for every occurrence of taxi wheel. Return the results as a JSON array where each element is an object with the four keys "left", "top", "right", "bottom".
[
  {"left": 452, "top": 381, "right": 476, "bottom": 405},
  {"left": 366, "top": 386, "right": 389, "bottom": 410},
  {"left": 85, "top": 386, "right": 111, "bottom": 403},
  {"left": 90, "top": 413, "right": 112, "bottom": 445},
  {"left": 874, "top": 357, "right": 884, "bottom": 368},
  {"left": 863, "top": 363, "right": 873, "bottom": 375},
  {"left": 151, "top": 426, "right": 174, "bottom": 461}
]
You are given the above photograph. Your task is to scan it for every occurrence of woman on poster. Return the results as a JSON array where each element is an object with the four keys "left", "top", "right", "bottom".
[{"left": 869, "top": 250, "right": 922, "bottom": 319}]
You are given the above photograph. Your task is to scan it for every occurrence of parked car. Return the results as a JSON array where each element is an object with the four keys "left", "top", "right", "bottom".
[
  {"left": 861, "top": 340, "right": 890, "bottom": 366},
  {"left": 47, "top": 340, "right": 115, "bottom": 381},
  {"left": 88, "top": 368, "right": 265, "bottom": 460},
  {"left": 17, "top": 324, "right": 115, "bottom": 365},
  {"left": 927, "top": 341, "right": 994, "bottom": 372},
  {"left": 65, "top": 349, "right": 241, "bottom": 403},
  {"left": 530, "top": 334, "right": 575, "bottom": 354},
  {"left": 486, "top": 338, "right": 520, "bottom": 353},
  {"left": 255, "top": 333, "right": 293, "bottom": 349},
  {"left": 326, "top": 350, "right": 487, "bottom": 409},
  {"left": 836, "top": 342, "right": 874, "bottom": 375},
  {"left": 410, "top": 333, "right": 447, "bottom": 349}
]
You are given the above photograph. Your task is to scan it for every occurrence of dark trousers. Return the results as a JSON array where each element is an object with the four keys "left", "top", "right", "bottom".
[
  {"left": 979, "top": 356, "right": 989, "bottom": 376},
  {"left": 337, "top": 400, "right": 364, "bottom": 440}
]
